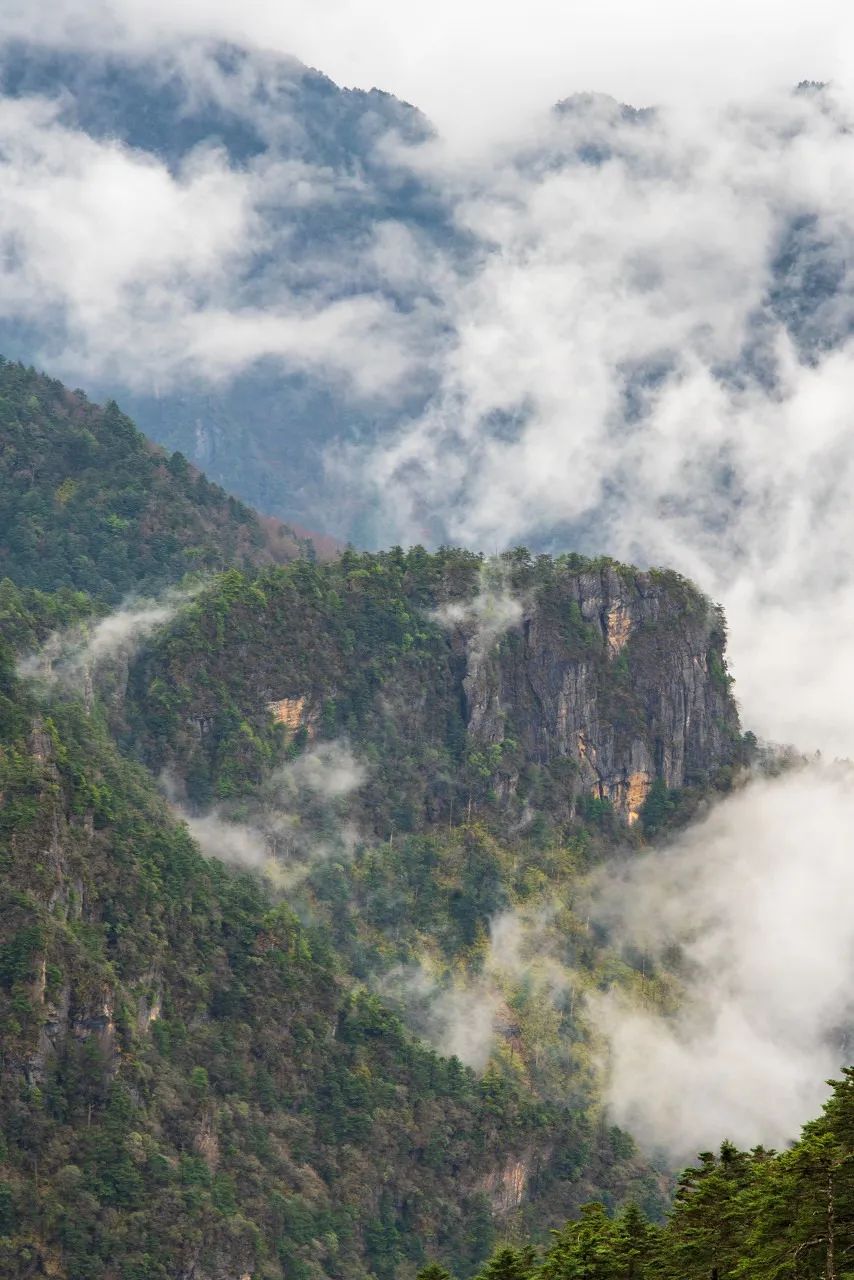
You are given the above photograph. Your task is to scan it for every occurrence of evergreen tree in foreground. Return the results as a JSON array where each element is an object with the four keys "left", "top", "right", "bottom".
[{"left": 418, "top": 1069, "right": 854, "bottom": 1280}]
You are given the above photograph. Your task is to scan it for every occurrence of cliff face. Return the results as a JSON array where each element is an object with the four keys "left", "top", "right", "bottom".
[
  {"left": 126, "top": 551, "right": 742, "bottom": 834},
  {"left": 458, "top": 564, "right": 740, "bottom": 825}
]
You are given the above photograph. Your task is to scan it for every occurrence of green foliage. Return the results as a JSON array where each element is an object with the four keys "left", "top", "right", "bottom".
[
  {"left": 418, "top": 1265, "right": 456, "bottom": 1280},
  {"left": 0, "top": 360, "right": 310, "bottom": 603},
  {"left": 461, "top": 1069, "right": 854, "bottom": 1279},
  {"left": 125, "top": 545, "right": 740, "bottom": 851},
  {"left": 0, "top": 619, "right": 658, "bottom": 1280}
]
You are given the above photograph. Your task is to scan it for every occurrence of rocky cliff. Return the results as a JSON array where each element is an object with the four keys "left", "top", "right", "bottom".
[
  {"left": 125, "top": 549, "right": 742, "bottom": 837},
  {"left": 458, "top": 563, "right": 738, "bottom": 824}
]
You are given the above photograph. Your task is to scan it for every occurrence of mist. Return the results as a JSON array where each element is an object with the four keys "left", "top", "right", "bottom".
[
  {"left": 381, "top": 903, "right": 580, "bottom": 1074},
  {"left": 18, "top": 589, "right": 197, "bottom": 692},
  {"left": 179, "top": 740, "right": 365, "bottom": 890},
  {"left": 379, "top": 963, "right": 504, "bottom": 1072},
  {"left": 428, "top": 559, "right": 524, "bottom": 667},
  {"left": 587, "top": 762, "right": 854, "bottom": 1158}
]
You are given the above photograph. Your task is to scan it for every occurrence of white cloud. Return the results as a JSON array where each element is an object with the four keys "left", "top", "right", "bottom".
[
  {"left": 588, "top": 762, "right": 854, "bottom": 1157},
  {"left": 429, "top": 560, "right": 524, "bottom": 667},
  {"left": 380, "top": 963, "right": 504, "bottom": 1071},
  {"left": 270, "top": 739, "right": 366, "bottom": 800},
  {"left": 0, "top": 89, "right": 433, "bottom": 396},
  {"left": 181, "top": 741, "right": 365, "bottom": 889},
  {"left": 18, "top": 588, "right": 196, "bottom": 688},
  {"left": 2, "top": 0, "right": 852, "bottom": 149},
  {"left": 352, "top": 87, "right": 854, "bottom": 756}
]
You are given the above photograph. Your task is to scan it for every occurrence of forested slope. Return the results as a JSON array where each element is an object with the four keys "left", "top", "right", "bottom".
[
  {"left": 424, "top": 1067, "right": 854, "bottom": 1280},
  {"left": 0, "top": 359, "right": 311, "bottom": 603},
  {"left": 0, "top": 597, "right": 665, "bottom": 1280},
  {"left": 0, "top": 367, "right": 768, "bottom": 1280}
]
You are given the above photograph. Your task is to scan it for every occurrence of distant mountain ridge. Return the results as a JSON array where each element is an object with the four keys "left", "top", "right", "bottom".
[
  {"left": 0, "top": 38, "right": 452, "bottom": 538},
  {"left": 0, "top": 39, "right": 846, "bottom": 552}
]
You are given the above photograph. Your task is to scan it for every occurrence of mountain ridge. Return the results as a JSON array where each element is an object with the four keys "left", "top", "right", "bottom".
[{"left": 0, "top": 361, "right": 760, "bottom": 1276}]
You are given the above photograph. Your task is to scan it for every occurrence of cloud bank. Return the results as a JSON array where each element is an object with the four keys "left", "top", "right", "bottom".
[
  {"left": 588, "top": 762, "right": 854, "bottom": 1157},
  {"left": 1, "top": 0, "right": 851, "bottom": 148},
  {"left": 357, "top": 87, "right": 854, "bottom": 757},
  {"left": 0, "top": 67, "right": 443, "bottom": 399}
]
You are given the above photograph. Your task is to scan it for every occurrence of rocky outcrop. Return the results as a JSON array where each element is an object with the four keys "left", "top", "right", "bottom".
[{"left": 459, "top": 565, "right": 739, "bottom": 823}]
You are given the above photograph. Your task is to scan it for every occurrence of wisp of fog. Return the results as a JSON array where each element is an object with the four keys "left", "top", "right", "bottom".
[{"left": 588, "top": 762, "right": 854, "bottom": 1158}]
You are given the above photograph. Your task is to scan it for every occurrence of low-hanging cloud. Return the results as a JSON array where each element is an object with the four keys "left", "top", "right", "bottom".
[
  {"left": 380, "top": 903, "right": 579, "bottom": 1073},
  {"left": 587, "top": 762, "right": 854, "bottom": 1158},
  {"left": 18, "top": 588, "right": 196, "bottom": 691},
  {"left": 379, "top": 962, "right": 504, "bottom": 1072},
  {"left": 429, "top": 562, "right": 524, "bottom": 668},
  {"left": 0, "top": 80, "right": 439, "bottom": 399},
  {"left": 180, "top": 740, "right": 366, "bottom": 890},
  {"left": 271, "top": 739, "right": 367, "bottom": 800}
]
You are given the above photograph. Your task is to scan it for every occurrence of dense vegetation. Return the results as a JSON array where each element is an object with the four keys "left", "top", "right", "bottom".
[
  {"left": 125, "top": 545, "right": 742, "bottom": 832},
  {"left": 0, "top": 611, "right": 663, "bottom": 1280},
  {"left": 417, "top": 1067, "right": 854, "bottom": 1279},
  {"left": 0, "top": 359, "right": 311, "bottom": 603},
  {"left": 0, "top": 367, "right": 808, "bottom": 1280}
]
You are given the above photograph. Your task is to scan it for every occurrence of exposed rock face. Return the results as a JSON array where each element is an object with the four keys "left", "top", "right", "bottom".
[
  {"left": 480, "top": 1151, "right": 534, "bottom": 1214},
  {"left": 461, "top": 565, "right": 739, "bottom": 822},
  {"left": 127, "top": 552, "right": 741, "bottom": 834}
]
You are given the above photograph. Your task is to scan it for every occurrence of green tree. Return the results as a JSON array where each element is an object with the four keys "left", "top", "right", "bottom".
[
  {"left": 540, "top": 1203, "right": 620, "bottom": 1279},
  {"left": 474, "top": 1243, "right": 537, "bottom": 1279}
]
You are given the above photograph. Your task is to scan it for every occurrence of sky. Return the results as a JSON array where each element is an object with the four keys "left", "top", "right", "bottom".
[{"left": 6, "top": 0, "right": 854, "bottom": 146}]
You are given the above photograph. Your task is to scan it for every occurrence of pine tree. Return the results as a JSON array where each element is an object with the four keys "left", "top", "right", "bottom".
[
  {"left": 416, "top": 1263, "right": 455, "bottom": 1280},
  {"left": 475, "top": 1243, "right": 537, "bottom": 1280}
]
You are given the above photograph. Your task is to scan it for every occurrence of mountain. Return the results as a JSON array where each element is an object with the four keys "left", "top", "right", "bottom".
[
  {"left": 0, "top": 367, "right": 760, "bottom": 1277},
  {"left": 0, "top": 39, "right": 453, "bottom": 539},
  {"left": 0, "top": 358, "right": 314, "bottom": 603},
  {"left": 124, "top": 547, "right": 740, "bottom": 832},
  {"left": 0, "top": 39, "right": 847, "bottom": 555}
]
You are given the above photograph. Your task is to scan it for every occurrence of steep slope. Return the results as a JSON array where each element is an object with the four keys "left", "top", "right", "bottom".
[
  {"left": 0, "top": 598, "right": 661, "bottom": 1280},
  {"left": 125, "top": 547, "right": 741, "bottom": 830},
  {"left": 0, "top": 359, "right": 311, "bottom": 602}
]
